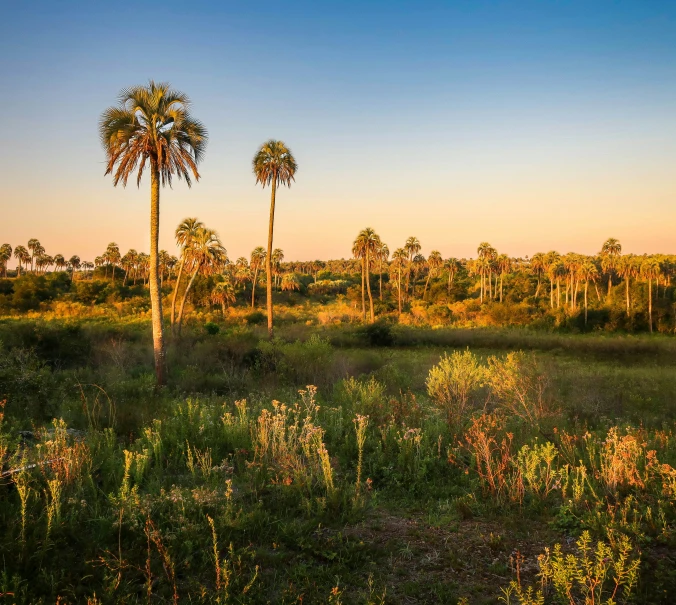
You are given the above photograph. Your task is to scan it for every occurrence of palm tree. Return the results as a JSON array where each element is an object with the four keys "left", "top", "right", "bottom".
[
  {"left": 353, "top": 228, "right": 380, "bottom": 323},
  {"left": 641, "top": 257, "right": 661, "bottom": 333},
  {"left": 176, "top": 227, "right": 227, "bottom": 334},
  {"left": 121, "top": 250, "right": 137, "bottom": 285},
  {"left": 105, "top": 243, "right": 121, "bottom": 284},
  {"left": 404, "top": 237, "right": 421, "bottom": 298},
  {"left": 53, "top": 254, "right": 66, "bottom": 273},
  {"left": 578, "top": 261, "right": 599, "bottom": 325},
  {"left": 27, "top": 239, "right": 41, "bottom": 273},
  {"left": 444, "top": 258, "right": 460, "bottom": 298},
  {"left": 423, "top": 250, "right": 443, "bottom": 300},
  {"left": 530, "top": 252, "right": 546, "bottom": 299},
  {"left": 211, "top": 280, "right": 236, "bottom": 314},
  {"left": 249, "top": 247, "right": 266, "bottom": 308},
  {"left": 281, "top": 273, "right": 301, "bottom": 292},
  {"left": 497, "top": 254, "right": 512, "bottom": 303},
  {"left": 616, "top": 255, "right": 635, "bottom": 317},
  {"left": 391, "top": 248, "right": 408, "bottom": 315},
  {"left": 601, "top": 238, "right": 622, "bottom": 298},
  {"left": 100, "top": 80, "right": 208, "bottom": 386},
  {"left": 0, "top": 244, "right": 11, "bottom": 277},
  {"left": 68, "top": 255, "right": 81, "bottom": 282},
  {"left": 252, "top": 139, "right": 298, "bottom": 337},
  {"left": 13, "top": 245, "right": 28, "bottom": 276},
  {"left": 171, "top": 218, "right": 205, "bottom": 331},
  {"left": 376, "top": 242, "right": 389, "bottom": 301},
  {"left": 271, "top": 248, "right": 285, "bottom": 290}
]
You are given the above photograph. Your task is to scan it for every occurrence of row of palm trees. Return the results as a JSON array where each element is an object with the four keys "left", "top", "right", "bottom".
[{"left": 0, "top": 240, "right": 87, "bottom": 279}]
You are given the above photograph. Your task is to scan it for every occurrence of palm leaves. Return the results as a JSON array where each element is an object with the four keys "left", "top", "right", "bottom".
[
  {"left": 253, "top": 139, "right": 298, "bottom": 337},
  {"left": 100, "top": 81, "right": 208, "bottom": 386}
]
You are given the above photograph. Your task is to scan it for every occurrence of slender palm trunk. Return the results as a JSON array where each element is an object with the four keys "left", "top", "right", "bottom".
[
  {"left": 266, "top": 178, "right": 277, "bottom": 338},
  {"left": 171, "top": 257, "right": 187, "bottom": 332},
  {"left": 366, "top": 250, "right": 374, "bottom": 323},
  {"left": 379, "top": 258, "right": 383, "bottom": 301},
  {"left": 423, "top": 272, "right": 431, "bottom": 300},
  {"left": 608, "top": 275, "right": 612, "bottom": 298},
  {"left": 398, "top": 267, "right": 402, "bottom": 314},
  {"left": 594, "top": 282, "right": 601, "bottom": 302},
  {"left": 361, "top": 257, "right": 366, "bottom": 321},
  {"left": 177, "top": 266, "right": 200, "bottom": 336},
  {"left": 251, "top": 267, "right": 259, "bottom": 308},
  {"left": 584, "top": 281, "right": 589, "bottom": 325},
  {"left": 500, "top": 273, "right": 504, "bottom": 303},
  {"left": 149, "top": 166, "right": 166, "bottom": 386},
  {"left": 557, "top": 278, "right": 561, "bottom": 308},
  {"left": 625, "top": 277, "right": 630, "bottom": 316},
  {"left": 648, "top": 278, "right": 653, "bottom": 333}
]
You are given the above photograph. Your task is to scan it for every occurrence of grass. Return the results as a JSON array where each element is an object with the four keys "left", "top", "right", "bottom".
[{"left": 0, "top": 317, "right": 675, "bottom": 603}]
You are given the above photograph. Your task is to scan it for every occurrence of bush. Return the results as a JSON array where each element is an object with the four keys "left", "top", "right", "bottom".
[
  {"left": 426, "top": 350, "right": 485, "bottom": 424},
  {"left": 245, "top": 310, "right": 266, "bottom": 325},
  {"left": 360, "top": 320, "right": 394, "bottom": 347},
  {"left": 204, "top": 321, "right": 220, "bottom": 335}
]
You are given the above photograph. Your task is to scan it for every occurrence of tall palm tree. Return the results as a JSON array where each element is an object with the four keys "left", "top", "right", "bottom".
[
  {"left": 404, "top": 237, "right": 421, "bottom": 298},
  {"left": 578, "top": 261, "right": 599, "bottom": 325},
  {"left": 353, "top": 228, "right": 380, "bottom": 323},
  {"left": 176, "top": 227, "right": 227, "bottom": 334},
  {"left": 13, "top": 245, "right": 28, "bottom": 276},
  {"left": 106, "top": 243, "right": 121, "bottom": 284},
  {"left": 249, "top": 247, "right": 266, "bottom": 308},
  {"left": 121, "top": 250, "right": 137, "bottom": 285},
  {"left": 497, "top": 254, "right": 512, "bottom": 303},
  {"left": 391, "top": 248, "right": 408, "bottom": 314},
  {"left": 68, "top": 255, "right": 81, "bottom": 282},
  {"left": 601, "top": 238, "right": 622, "bottom": 298},
  {"left": 252, "top": 139, "right": 298, "bottom": 337},
  {"left": 281, "top": 273, "right": 301, "bottom": 292},
  {"left": 616, "top": 255, "right": 635, "bottom": 317},
  {"left": 444, "top": 258, "right": 460, "bottom": 298},
  {"left": 171, "top": 218, "right": 204, "bottom": 330},
  {"left": 53, "top": 254, "right": 66, "bottom": 273},
  {"left": 0, "top": 244, "right": 11, "bottom": 278},
  {"left": 376, "top": 242, "right": 389, "bottom": 300},
  {"left": 27, "top": 239, "right": 41, "bottom": 273},
  {"left": 641, "top": 257, "right": 661, "bottom": 333},
  {"left": 100, "top": 80, "right": 207, "bottom": 386},
  {"left": 530, "top": 252, "right": 546, "bottom": 299},
  {"left": 271, "top": 248, "right": 285, "bottom": 290},
  {"left": 423, "top": 250, "right": 443, "bottom": 300}
]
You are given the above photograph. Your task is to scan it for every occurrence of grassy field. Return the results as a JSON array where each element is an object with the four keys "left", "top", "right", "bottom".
[{"left": 1, "top": 318, "right": 675, "bottom": 603}]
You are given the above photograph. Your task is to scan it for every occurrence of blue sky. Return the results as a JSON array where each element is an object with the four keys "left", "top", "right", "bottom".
[{"left": 2, "top": 1, "right": 675, "bottom": 262}]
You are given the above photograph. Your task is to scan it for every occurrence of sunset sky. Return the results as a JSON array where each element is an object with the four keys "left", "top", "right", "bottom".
[{"left": 2, "top": 1, "right": 675, "bottom": 265}]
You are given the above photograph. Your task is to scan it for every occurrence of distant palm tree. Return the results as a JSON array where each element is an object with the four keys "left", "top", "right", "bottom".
[
  {"left": 392, "top": 248, "right": 408, "bottom": 315},
  {"left": 68, "top": 255, "right": 81, "bottom": 282},
  {"left": 100, "top": 80, "right": 208, "bottom": 386},
  {"left": 641, "top": 257, "right": 661, "bottom": 333},
  {"left": 27, "top": 239, "right": 41, "bottom": 273},
  {"left": 252, "top": 139, "right": 298, "bottom": 337},
  {"left": 53, "top": 254, "right": 66, "bottom": 273},
  {"left": 444, "top": 258, "right": 460, "bottom": 298},
  {"left": 404, "top": 237, "right": 421, "bottom": 298},
  {"left": 249, "top": 247, "right": 266, "bottom": 308},
  {"left": 271, "top": 248, "right": 285, "bottom": 290},
  {"left": 176, "top": 227, "right": 227, "bottom": 334},
  {"left": 0, "top": 244, "right": 11, "bottom": 277},
  {"left": 13, "top": 245, "right": 28, "bottom": 276},
  {"left": 616, "top": 255, "right": 635, "bottom": 317},
  {"left": 105, "top": 243, "right": 121, "bottom": 284},
  {"left": 601, "top": 238, "right": 622, "bottom": 298},
  {"left": 353, "top": 228, "right": 380, "bottom": 322},
  {"left": 281, "top": 273, "right": 301, "bottom": 292},
  {"left": 529, "top": 252, "right": 546, "bottom": 299},
  {"left": 497, "top": 254, "right": 513, "bottom": 303},
  {"left": 578, "top": 261, "right": 599, "bottom": 325},
  {"left": 171, "top": 218, "right": 205, "bottom": 331},
  {"left": 423, "top": 251, "right": 443, "bottom": 300},
  {"left": 211, "top": 280, "right": 236, "bottom": 314},
  {"left": 376, "top": 242, "right": 389, "bottom": 300}
]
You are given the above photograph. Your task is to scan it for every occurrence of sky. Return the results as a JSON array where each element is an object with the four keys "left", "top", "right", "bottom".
[{"left": 1, "top": 0, "right": 675, "bottom": 265}]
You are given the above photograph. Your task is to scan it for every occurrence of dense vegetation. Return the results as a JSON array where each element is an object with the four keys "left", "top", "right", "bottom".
[{"left": 1, "top": 298, "right": 676, "bottom": 603}]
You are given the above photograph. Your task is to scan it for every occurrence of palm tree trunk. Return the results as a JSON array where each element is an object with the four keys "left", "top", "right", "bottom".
[
  {"left": 266, "top": 179, "right": 277, "bottom": 338},
  {"left": 366, "top": 250, "right": 374, "bottom": 323},
  {"left": 177, "top": 267, "right": 200, "bottom": 336},
  {"left": 648, "top": 278, "right": 653, "bottom": 333},
  {"left": 608, "top": 275, "right": 612, "bottom": 298},
  {"left": 594, "top": 282, "right": 601, "bottom": 302},
  {"left": 251, "top": 268, "right": 258, "bottom": 308},
  {"left": 423, "top": 272, "right": 431, "bottom": 300},
  {"left": 584, "top": 281, "right": 588, "bottom": 325},
  {"left": 625, "top": 277, "right": 630, "bottom": 316},
  {"left": 361, "top": 257, "right": 366, "bottom": 321},
  {"left": 171, "top": 257, "right": 186, "bottom": 330},
  {"left": 149, "top": 165, "right": 166, "bottom": 386},
  {"left": 500, "top": 273, "right": 504, "bottom": 303},
  {"left": 379, "top": 258, "right": 383, "bottom": 301},
  {"left": 398, "top": 267, "right": 402, "bottom": 314},
  {"left": 557, "top": 278, "right": 561, "bottom": 308}
]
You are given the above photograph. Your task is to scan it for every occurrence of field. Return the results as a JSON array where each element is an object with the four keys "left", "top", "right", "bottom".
[{"left": 1, "top": 310, "right": 676, "bottom": 604}]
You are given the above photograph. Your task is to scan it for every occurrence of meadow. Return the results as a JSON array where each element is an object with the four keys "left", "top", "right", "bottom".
[{"left": 1, "top": 288, "right": 676, "bottom": 603}]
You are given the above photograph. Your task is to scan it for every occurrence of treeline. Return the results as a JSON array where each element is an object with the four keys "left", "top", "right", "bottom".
[{"left": 1, "top": 234, "right": 674, "bottom": 333}]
